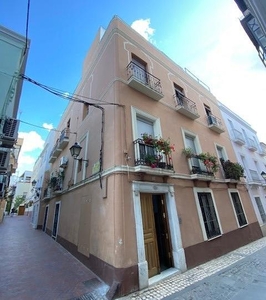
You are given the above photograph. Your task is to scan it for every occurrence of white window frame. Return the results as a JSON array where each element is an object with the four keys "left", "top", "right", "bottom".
[
  {"left": 193, "top": 187, "right": 223, "bottom": 241},
  {"left": 181, "top": 128, "right": 203, "bottom": 171},
  {"left": 255, "top": 196, "right": 266, "bottom": 224},
  {"left": 228, "top": 189, "right": 248, "bottom": 228},
  {"left": 131, "top": 106, "right": 162, "bottom": 141}
]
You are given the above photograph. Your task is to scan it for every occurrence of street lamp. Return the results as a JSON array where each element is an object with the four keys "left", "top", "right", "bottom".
[{"left": 69, "top": 142, "right": 89, "bottom": 166}]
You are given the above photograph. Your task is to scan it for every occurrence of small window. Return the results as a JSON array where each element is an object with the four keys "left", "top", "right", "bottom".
[
  {"left": 197, "top": 192, "right": 221, "bottom": 239},
  {"left": 174, "top": 84, "right": 184, "bottom": 105},
  {"left": 230, "top": 192, "right": 247, "bottom": 227},
  {"left": 67, "top": 119, "right": 71, "bottom": 128}
]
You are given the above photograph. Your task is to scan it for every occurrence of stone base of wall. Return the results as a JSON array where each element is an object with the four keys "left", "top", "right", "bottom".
[
  {"left": 185, "top": 222, "right": 263, "bottom": 269},
  {"left": 56, "top": 235, "right": 139, "bottom": 297}
]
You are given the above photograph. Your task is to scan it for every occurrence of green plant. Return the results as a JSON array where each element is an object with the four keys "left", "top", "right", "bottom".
[
  {"left": 221, "top": 159, "right": 244, "bottom": 180},
  {"left": 145, "top": 154, "right": 158, "bottom": 168},
  {"left": 182, "top": 148, "right": 195, "bottom": 158},
  {"left": 49, "top": 177, "right": 58, "bottom": 189},
  {"left": 156, "top": 137, "right": 175, "bottom": 155},
  {"left": 183, "top": 149, "right": 219, "bottom": 174},
  {"left": 141, "top": 133, "right": 157, "bottom": 146}
]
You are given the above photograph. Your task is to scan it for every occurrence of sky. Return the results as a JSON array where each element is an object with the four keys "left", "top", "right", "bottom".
[{"left": 0, "top": 0, "right": 265, "bottom": 176}]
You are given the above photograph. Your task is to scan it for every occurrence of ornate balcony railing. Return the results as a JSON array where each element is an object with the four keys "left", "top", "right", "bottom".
[
  {"left": 206, "top": 114, "right": 224, "bottom": 134},
  {"left": 190, "top": 157, "right": 214, "bottom": 176},
  {"left": 173, "top": 92, "right": 199, "bottom": 120},
  {"left": 133, "top": 139, "right": 173, "bottom": 170},
  {"left": 127, "top": 62, "right": 163, "bottom": 100}
]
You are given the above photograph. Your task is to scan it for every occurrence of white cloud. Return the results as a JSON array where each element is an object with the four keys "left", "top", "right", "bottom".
[
  {"left": 43, "top": 123, "right": 54, "bottom": 130},
  {"left": 131, "top": 19, "right": 155, "bottom": 42},
  {"left": 15, "top": 131, "right": 45, "bottom": 175}
]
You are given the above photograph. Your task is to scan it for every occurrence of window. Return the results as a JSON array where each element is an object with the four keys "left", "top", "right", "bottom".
[
  {"left": 230, "top": 192, "right": 247, "bottom": 227},
  {"left": 132, "top": 55, "right": 147, "bottom": 84},
  {"left": 67, "top": 119, "right": 71, "bottom": 128},
  {"left": 197, "top": 192, "right": 221, "bottom": 239},
  {"left": 185, "top": 134, "right": 200, "bottom": 171},
  {"left": 255, "top": 197, "right": 266, "bottom": 223},
  {"left": 174, "top": 84, "right": 184, "bottom": 105}
]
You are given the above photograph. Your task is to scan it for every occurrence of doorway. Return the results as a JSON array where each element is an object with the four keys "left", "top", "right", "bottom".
[
  {"left": 43, "top": 205, "right": 48, "bottom": 232},
  {"left": 52, "top": 202, "right": 60, "bottom": 239},
  {"left": 140, "top": 193, "right": 173, "bottom": 278}
]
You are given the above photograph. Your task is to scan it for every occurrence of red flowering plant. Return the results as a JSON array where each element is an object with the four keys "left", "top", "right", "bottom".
[
  {"left": 155, "top": 137, "right": 175, "bottom": 168},
  {"left": 141, "top": 134, "right": 175, "bottom": 169}
]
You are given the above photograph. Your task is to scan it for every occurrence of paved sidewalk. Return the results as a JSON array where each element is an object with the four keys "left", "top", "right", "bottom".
[
  {"left": 0, "top": 215, "right": 109, "bottom": 300},
  {"left": 120, "top": 236, "right": 266, "bottom": 299}
]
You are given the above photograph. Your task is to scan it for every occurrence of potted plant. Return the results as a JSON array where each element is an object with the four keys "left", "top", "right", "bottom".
[
  {"left": 221, "top": 159, "right": 244, "bottom": 180},
  {"left": 141, "top": 133, "right": 157, "bottom": 146},
  {"left": 145, "top": 154, "right": 158, "bottom": 168},
  {"left": 182, "top": 148, "right": 195, "bottom": 158}
]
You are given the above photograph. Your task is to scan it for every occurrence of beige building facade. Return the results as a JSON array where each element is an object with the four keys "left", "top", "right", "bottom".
[{"left": 37, "top": 17, "right": 262, "bottom": 297}]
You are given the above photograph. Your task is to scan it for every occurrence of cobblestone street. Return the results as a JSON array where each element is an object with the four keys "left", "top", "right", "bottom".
[{"left": 121, "top": 237, "right": 266, "bottom": 300}]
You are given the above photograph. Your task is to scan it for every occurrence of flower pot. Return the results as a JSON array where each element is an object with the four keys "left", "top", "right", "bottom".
[{"left": 158, "top": 162, "right": 166, "bottom": 169}]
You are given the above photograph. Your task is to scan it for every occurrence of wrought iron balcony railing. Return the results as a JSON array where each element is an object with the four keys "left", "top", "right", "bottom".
[
  {"left": 190, "top": 157, "right": 214, "bottom": 176},
  {"left": 173, "top": 92, "right": 199, "bottom": 120},
  {"left": 133, "top": 139, "right": 173, "bottom": 170},
  {"left": 206, "top": 114, "right": 224, "bottom": 134},
  {"left": 127, "top": 62, "right": 163, "bottom": 100}
]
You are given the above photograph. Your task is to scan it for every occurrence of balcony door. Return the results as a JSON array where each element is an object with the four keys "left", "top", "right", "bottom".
[
  {"left": 137, "top": 117, "right": 155, "bottom": 161},
  {"left": 185, "top": 134, "right": 201, "bottom": 171},
  {"left": 132, "top": 56, "right": 147, "bottom": 84}
]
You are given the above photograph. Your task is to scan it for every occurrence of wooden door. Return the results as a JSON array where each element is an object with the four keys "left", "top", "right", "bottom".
[{"left": 140, "top": 193, "right": 159, "bottom": 277}]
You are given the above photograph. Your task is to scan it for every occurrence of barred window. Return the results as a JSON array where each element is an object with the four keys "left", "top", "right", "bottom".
[
  {"left": 230, "top": 192, "right": 247, "bottom": 227},
  {"left": 255, "top": 197, "right": 266, "bottom": 223},
  {"left": 197, "top": 192, "right": 221, "bottom": 239}
]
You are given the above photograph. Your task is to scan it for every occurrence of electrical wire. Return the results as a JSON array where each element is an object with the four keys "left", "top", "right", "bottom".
[{"left": 19, "top": 119, "right": 77, "bottom": 135}]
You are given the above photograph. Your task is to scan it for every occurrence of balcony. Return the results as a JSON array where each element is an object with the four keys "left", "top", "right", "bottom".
[
  {"left": 207, "top": 114, "right": 225, "bottom": 134},
  {"left": 233, "top": 129, "right": 245, "bottom": 146},
  {"left": 58, "top": 128, "right": 70, "bottom": 150},
  {"left": 190, "top": 157, "right": 214, "bottom": 177},
  {"left": 174, "top": 92, "right": 200, "bottom": 120},
  {"left": 133, "top": 139, "right": 174, "bottom": 175},
  {"left": 247, "top": 138, "right": 257, "bottom": 152},
  {"left": 248, "top": 169, "right": 262, "bottom": 188},
  {"left": 49, "top": 140, "right": 61, "bottom": 163},
  {"left": 259, "top": 143, "right": 266, "bottom": 156},
  {"left": 127, "top": 61, "right": 163, "bottom": 101},
  {"left": 42, "top": 188, "right": 51, "bottom": 201}
]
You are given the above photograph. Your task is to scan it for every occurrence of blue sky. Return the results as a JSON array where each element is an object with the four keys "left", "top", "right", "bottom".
[{"left": 1, "top": 0, "right": 266, "bottom": 174}]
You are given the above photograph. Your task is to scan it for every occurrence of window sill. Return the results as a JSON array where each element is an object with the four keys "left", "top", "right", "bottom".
[
  {"left": 239, "top": 223, "right": 248, "bottom": 229},
  {"left": 206, "top": 234, "right": 222, "bottom": 242}
]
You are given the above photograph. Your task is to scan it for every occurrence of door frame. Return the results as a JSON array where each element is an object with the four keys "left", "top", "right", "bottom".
[
  {"left": 52, "top": 201, "right": 61, "bottom": 239},
  {"left": 132, "top": 181, "right": 187, "bottom": 290}
]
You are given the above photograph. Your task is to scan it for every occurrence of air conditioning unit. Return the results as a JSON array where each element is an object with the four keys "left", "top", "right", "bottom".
[
  {"left": 0, "top": 148, "right": 10, "bottom": 171},
  {"left": 59, "top": 156, "right": 68, "bottom": 168},
  {"left": 0, "top": 118, "right": 19, "bottom": 148}
]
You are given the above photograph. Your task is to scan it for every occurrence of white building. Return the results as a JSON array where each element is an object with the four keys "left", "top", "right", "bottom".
[{"left": 219, "top": 102, "right": 266, "bottom": 235}]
